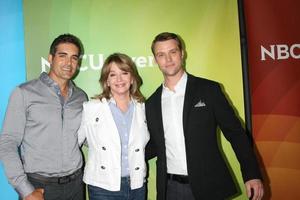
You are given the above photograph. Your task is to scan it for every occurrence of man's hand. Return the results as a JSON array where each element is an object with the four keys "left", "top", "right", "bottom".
[
  {"left": 245, "top": 179, "right": 264, "bottom": 200},
  {"left": 24, "top": 188, "right": 44, "bottom": 200}
]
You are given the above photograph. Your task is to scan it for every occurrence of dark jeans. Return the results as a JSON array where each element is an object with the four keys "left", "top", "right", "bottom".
[
  {"left": 25, "top": 171, "right": 85, "bottom": 200},
  {"left": 166, "top": 179, "right": 195, "bottom": 200},
  {"left": 88, "top": 177, "right": 145, "bottom": 200}
]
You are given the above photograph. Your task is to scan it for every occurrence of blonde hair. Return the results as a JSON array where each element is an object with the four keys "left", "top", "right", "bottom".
[{"left": 94, "top": 53, "right": 145, "bottom": 102}]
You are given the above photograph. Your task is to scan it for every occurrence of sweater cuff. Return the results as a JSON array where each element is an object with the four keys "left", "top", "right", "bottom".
[{"left": 15, "top": 178, "right": 35, "bottom": 199}]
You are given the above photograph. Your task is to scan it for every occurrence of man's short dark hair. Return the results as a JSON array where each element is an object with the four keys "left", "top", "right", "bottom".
[
  {"left": 49, "top": 33, "right": 83, "bottom": 57},
  {"left": 151, "top": 32, "right": 183, "bottom": 55}
]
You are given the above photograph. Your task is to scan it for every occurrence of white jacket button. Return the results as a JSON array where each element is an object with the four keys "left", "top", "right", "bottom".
[
  {"left": 135, "top": 167, "right": 140, "bottom": 170},
  {"left": 135, "top": 148, "right": 140, "bottom": 152},
  {"left": 102, "top": 146, "right": 106, "bottom": 150},
  {"left": 101, "top": 166, "right": 106, "bottom": 169}
]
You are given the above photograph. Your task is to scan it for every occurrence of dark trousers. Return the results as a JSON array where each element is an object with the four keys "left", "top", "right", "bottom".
[
  {"left": 166, "top": 179, "right": 195, "bottom": 200},
  {"left": 25, "top": 171, "right": 85, "bottom": 200}
]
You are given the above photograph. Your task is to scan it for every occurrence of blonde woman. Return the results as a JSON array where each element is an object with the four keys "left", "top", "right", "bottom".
[{"left": 78, "top": 53, "right": 149, "bottom": 200}]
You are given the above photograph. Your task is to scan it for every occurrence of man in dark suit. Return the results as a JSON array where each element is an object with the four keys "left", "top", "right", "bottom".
[{"left": 145, "top": 32, "right": 264, "bottom": 200}]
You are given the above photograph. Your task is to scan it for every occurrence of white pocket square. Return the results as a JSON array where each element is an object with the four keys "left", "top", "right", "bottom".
[{"left": 194, "top": 100, "right": 206, "bottom": 107}]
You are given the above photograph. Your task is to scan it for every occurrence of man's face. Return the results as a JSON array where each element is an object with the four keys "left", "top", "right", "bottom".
[
  {"left": 48, "top": 43, "right": 79, "bottom": 82},
  {"left": 153, "top": 39, "right": 184, "bottom": 78}
]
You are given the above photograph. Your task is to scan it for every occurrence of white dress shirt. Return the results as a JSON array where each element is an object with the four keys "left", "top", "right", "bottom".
[{"left": 161, "top": 72, "right": 188, "bottom": 175}]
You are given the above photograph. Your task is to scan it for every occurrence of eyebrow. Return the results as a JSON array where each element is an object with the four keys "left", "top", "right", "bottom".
[
  {"left": 156, "top": 47, "right": 179, "bottom": 54},
  {"left": 56, "top": 51, "right": 79, "bottom": 58}
]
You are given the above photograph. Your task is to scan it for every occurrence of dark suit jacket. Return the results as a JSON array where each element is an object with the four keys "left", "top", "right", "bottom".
[{"left": 145, "top": 74, "right": 262, "bottom": 200}]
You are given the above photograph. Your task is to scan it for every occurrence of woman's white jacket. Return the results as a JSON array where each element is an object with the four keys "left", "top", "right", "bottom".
[{"left": 78, "top": 98, "right": 149, "bottom": 191}]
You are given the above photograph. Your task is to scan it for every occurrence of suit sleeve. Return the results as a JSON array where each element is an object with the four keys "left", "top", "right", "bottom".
[
  {"left": 211, "top": 83, "right": 262, "bottom": 182},
  {"left": 145, "top": 138, "right": 157, "bottom": 160},
  {"left": 145, "top": 102, "right": 157, "bottom": 160}
]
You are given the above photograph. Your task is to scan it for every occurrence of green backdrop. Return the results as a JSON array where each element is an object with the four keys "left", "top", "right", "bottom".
[{"left": 24, "top": 1, "right": 246, "bottom": 199}]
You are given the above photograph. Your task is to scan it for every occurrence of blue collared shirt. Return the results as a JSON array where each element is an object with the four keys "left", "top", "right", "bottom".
[{"left": 108, "top": 99, "right": 134, "bottom": 177}]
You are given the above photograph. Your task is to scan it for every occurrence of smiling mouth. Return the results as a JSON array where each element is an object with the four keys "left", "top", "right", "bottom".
[
  {"left": 165, "top": 63, "right": 175, "bottom": 68},
  {"left": 115, "top": 83, "right": 126, "bottom": 88},
  {"left": 62, "top": 67, "right": 72, "bottom": 72}
]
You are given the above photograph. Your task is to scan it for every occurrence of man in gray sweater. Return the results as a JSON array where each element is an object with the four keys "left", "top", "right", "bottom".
[{"left": 0, "top": 34, "right": 87, "bottom": 200}]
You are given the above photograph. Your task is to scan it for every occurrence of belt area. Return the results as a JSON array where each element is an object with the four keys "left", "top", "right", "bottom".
[
  {"left": 27, "top": 168, "right": 82, "bottom": 184},
  {"left": 167, "top": 173, "right": 189, "bottom": 184}
]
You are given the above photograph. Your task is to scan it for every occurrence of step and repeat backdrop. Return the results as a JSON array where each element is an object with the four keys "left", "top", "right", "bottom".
[
  {"left": 244, "top": 0, "right": 300, "bottom": 199},
  {"left": 23, "top": 1, "right": 247, "bottom": 199},
  {"left": 2, "top": 0, "right": 248, "bottom": 199},
  {"left": 0, "top": 0, "right": 25, "bottom": 199}
]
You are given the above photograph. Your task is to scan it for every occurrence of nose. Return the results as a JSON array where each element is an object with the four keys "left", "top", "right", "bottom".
[
  {"left": 66, "top": 56, "right": 72, "bottom": 65},
  {"left": 166, "top": 54, "right": 172, "bottom": 62},
  {"left": 116, "top": 74, "right": 122, "bottom": 81}
]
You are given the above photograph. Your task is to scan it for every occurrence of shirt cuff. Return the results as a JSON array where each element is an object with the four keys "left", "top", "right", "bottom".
[{"left": 15, "top": 178, "right": 35, "bottom": 199}]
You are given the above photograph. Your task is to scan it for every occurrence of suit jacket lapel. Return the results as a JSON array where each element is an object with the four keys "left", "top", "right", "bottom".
[
  {"left": 152, "top": 85, "right": 165, "bottom": 140},
  {"left": 183, "top": 74, "right": 197, "bottom": 136},
  {"left": 158, "top": 86, "right": 165, "bottom": 136}
]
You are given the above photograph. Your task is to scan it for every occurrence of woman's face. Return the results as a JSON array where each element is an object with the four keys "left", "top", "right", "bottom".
[{"left": 107, "top": 62, "right": 133, "bottom": 98}]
